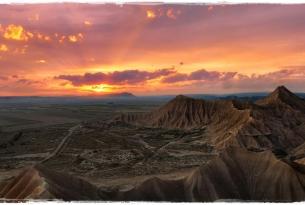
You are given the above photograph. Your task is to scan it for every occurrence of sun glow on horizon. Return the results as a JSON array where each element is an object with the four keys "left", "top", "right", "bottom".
[{"left": 79, "top": 84, "right": 112, "bottom": 93}]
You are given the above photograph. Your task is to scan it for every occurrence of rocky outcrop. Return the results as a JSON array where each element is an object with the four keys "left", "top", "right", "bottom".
[
  {"left": 2, "top": 86, "right": 305, "bottom": 202},
  {"left": 0, "top": 165, "right": 102, "bottom": 200},
  {"left": 232, "top": 86, "right": 305, "bottom": 151},
  {"left": 256, "top": 85, "right": 305, "bottom": 112},
  {"left": 114, "top": 148, "right": 305, "bottom": 202},
  {"left": 115, "top": 86, "right": 305, "bottom": 152},
  {"left": 116, "top": 95, "right": 251, "bottom": 131},
  {"left": 3, "top": 148, "right": 305, "bottom": 202},
  {"left": 184, "top": 147, "right": 305, "bottom": 202}
]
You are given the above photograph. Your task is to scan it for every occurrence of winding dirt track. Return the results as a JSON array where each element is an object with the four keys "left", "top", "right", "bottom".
[{"left": 40, "top": 125, "right": 80, "bottom": 163}]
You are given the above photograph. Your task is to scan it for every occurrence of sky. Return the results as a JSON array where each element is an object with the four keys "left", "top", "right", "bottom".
[{"left": 1, "top": 3, "right": 305, "bottom": 96}]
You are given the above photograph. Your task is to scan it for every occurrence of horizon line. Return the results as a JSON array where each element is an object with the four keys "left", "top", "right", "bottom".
[
  {"left": 2, "top": 0, "right": 305, "bottom": 4},
  {"left": 1, "top": 91, "right": 305, "bottom": 98}
]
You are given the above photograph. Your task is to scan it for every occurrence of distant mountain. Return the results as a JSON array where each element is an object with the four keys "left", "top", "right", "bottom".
[{"left": 256, "top": 85, "right": 305, "bottom": 112}]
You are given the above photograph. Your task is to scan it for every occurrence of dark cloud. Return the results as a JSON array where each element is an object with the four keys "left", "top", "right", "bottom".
[
  {"left": 56, "top": 72, "right": 107, "bottom": 86},
  {"left": 16, "top": 78, "right": 41, "bottom": 85},
  {"left": 0, "top": 76, "right": 8, "bottom": 81},
  {"left": 189, "top": 69, "right": 221, "bottom": 81},
  {"left": 160, "top": 67, "right": 305, "bottom": 93},
  {"left": 2, "top": 67, "right": 305, "bottom": 96},
  {"left": 57, "top": 67, "right": 305, "bottom": 93},
  {"left": 161, "top": 73, "right": 188, "bottom": 83},
  {"left": 222, "top": 68, "right": 305, "bottom": 91},
  {"left": 162, "top": 69, "right": 237, "bottom": 83},
  {"left": 56, "top": 68, "right": 176, "bottom": 86}
]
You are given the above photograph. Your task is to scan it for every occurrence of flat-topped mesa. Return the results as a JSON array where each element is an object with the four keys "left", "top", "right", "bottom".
[{"left": 256, "top": 85, "right": 305, "bottom": 111}]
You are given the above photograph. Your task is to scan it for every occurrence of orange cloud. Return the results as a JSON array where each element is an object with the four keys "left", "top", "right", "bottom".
[
  {"left": 68, "top": 33, "right": 84, "bottom": 43},
  {"left": 146, "top": 8, "right": 180, "bottom": 20},
  {"left": 68, "top": 35, "right": 77, "bottom": 42},
  {"left": 13, "top": 46, "right": 27, "bottom": 55},
  {"left": 0, "top": 44, "right": 8, "bottom": 52},
  {"left": 44, "top": 36, "right": 51, "bottom": 41},
  {"left": 146, "top": 10, "right": 156, "bottom": 19},
  {"left": 78, "top": 33, "right": 84, "bottom": 39},
  {"left": 59, "top": 35, "right": 66, "bottom": 43},
  {"left": 3, "top": 24, "right": 30, "bottom": 41},
  {"left": 37, "top": 33, "right": 43, "bottom": 40},
  {"left": 26, "top": 31, "right": 34, "bottom": 38},
  {"left": 1, "top": 24, "right": 84, "bottom": 45},
  {"left": 84, "top": 20, "right": 92, "bottom": 26},
  {"left": 36, "top": 59, "right": 46, "bottom": 63},
  {"left": 36, "top": 33, "right": 52, "bottom": 42},
  {"left": 166, "top": 8, "right": 176, "bottom": 19}
]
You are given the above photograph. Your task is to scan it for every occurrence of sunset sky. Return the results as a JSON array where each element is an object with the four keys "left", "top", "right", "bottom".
[{"left": 1, "top": 3, "right": 305, "bottom": 96}]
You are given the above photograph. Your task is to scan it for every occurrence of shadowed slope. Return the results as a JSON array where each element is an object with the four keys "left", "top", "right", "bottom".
[
  {"left": 112, "top": 148, "right": 305, "bottom": 202},
  {"left": 0, "top": 165, "right": 103, "bottom": 200},
  {"left": 256, "top": 85, "right": 305, "bottom": 112},
  {"left": 2, "top": 148, "right": 305, "bottom": 202},
  {"left": 184, "top": 147, "right": 305, "bottom": 201},
  {"left": 234, "top": 86, "right": 305, "bottom": 151}
]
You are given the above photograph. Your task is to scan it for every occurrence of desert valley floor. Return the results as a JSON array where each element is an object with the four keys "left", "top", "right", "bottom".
[{"left": 1, "top": 86, "right": 305, "bottom": 201}]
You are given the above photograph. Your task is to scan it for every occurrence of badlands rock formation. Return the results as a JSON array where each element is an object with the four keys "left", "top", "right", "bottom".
[
  {"left": 0, "top": 165, "right": 102, "bottom": 200},
  {"left": 117, "top": 86, "right": 305, "bottom": 151},
  {"left": 114, "top": 148, "right": 305, "bottom": 202},
  {"left": 2, "top": 148, "right": 305, "bottom": 202},
  {"left": 1, "top": 86, "right": 305, "bottom": 201}
]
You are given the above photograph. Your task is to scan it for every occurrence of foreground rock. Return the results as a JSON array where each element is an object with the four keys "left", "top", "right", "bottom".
[
  {"left": 2, "top": 148, "right": 305, "bottom": 202},
  {"left": 114, "top": 148, "right": 305, "bottom": 202},
  {"left": 0, "top": 165, "right": 102, "bottom": 200}
]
